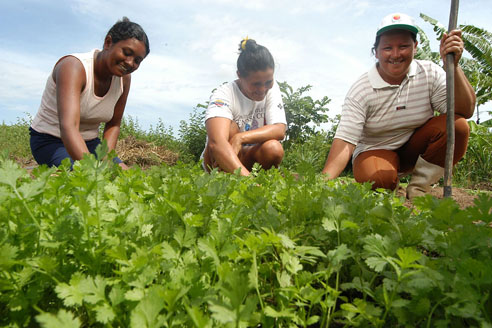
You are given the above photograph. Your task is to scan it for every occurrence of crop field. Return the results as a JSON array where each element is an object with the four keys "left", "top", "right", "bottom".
[{"left": 1, "top": 145, "right": 491, "bottom": 328}]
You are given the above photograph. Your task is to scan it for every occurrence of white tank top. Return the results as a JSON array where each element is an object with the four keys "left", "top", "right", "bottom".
[{"left": 31, "top": 49, "right": 123, "bottom": 140}]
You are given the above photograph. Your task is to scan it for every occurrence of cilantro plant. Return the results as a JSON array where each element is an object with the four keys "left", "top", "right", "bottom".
[{"left": 0, "top": 148, "right": 491, "bottom": 327}]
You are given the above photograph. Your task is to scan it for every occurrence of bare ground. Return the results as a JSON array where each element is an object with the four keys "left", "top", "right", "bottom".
[{"left": 396, "top": 184, "right": 486, "bottom": 209}]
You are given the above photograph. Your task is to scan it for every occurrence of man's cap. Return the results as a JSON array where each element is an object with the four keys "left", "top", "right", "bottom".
[{"left": 377, "top": 13, "right": 418, "bottom": 37}]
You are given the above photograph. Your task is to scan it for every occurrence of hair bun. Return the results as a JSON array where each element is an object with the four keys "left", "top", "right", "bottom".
[{"left": 238, "top": 37, "right": 257, "bottom": 52}]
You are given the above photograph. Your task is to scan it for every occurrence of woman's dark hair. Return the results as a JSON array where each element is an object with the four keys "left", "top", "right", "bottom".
[
  {"left": 106, "top": 17, "right": 150, "bottom": 56},
  {"left": 371, "top": 30, "right": 417, "bottom": 55},
  {"left": 237, "top": 39, "right": 274, "bottom": 77}
]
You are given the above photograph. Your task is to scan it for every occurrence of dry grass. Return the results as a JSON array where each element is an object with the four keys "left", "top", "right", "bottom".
[{"left": 116, "top": 136, "right": 179, "bottom": 169}]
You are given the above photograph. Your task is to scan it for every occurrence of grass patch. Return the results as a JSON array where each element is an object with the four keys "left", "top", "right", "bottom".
[{"left": 0, "top": 117, "right": 33, "bottom": 164}]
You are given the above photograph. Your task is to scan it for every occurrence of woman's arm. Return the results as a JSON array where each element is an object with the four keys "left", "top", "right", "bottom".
[
  {"left": 206, "top": 117, "right": 250, "bottom": 176},
  {"left": 322, "top": 138, "right": 356, "bottom": 179},
  {"left": 440, "top": 29, "right": 476, "bottom": 118},
  {"left": 229, "top": 123, "right": 286, "bottom": 154},
  {"left": 55, "top": 57, "right": 90, "bottom": 160},
  {"left": 103, "top": 74, "right": 131, "bottom": 150}
]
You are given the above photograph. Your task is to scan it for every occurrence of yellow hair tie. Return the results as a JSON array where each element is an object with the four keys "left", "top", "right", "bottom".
[{"left": 241, "top": 36, "right": 249, "bottom": 50}]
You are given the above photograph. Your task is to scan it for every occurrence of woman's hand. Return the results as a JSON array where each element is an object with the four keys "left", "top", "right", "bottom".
[{"left": 440, "top": 29, "right": 464, "bottom": 67}]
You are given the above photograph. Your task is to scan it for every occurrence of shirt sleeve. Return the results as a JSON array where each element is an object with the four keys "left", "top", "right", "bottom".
[
  {"left": 429, "top": 61, "right": 447, "bottom": 114},
  {"left": 205, "top": 84, "right": 234, "bottom": 122},
  {"left": 334, "top": 93, "right": 366, "bottom": 145},
  {"left": 264, "top": 82, "right": 287, "bottom": 126}
]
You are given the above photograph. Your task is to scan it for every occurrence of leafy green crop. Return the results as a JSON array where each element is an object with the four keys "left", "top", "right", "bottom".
[{"left": 0, "top": 148, "right": 491, "bottom": 327}]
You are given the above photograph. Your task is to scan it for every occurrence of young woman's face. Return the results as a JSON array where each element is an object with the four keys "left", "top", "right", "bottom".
[
  {"left": 237, "top": 68, "right": 274, "bottom": 101},
  {"left": 375, "top": 30, "right": 417, "bottom": 85},
  {"left": 105, "top": 37, "right": 147, "bottom": 76}
]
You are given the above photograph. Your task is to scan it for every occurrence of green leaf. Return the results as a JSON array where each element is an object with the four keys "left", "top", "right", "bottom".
[
  {"left": 0, "top": 160, "right": 24, "bottom": 188},
  {"left": 209, "top": 303, "right": 236, "bottom": 324},
  {"left": 396, "top": 247, "right": 422, "bottom": 269},
  {"left": 0, "top": 244, "right": 18, "bottom": 270},
  {"left": 125, "top": 288, "right": 145, "bottom": 301},
  {"left": 322, "top": 217, "right": 337, "bottom": 232},
  {"left": 264, "top": 306, "right": 295, "bottom": 318},
  {"left": 391, "top": 298, "right": 410, "bottom": 308},
  {"left": 109, "top": 285, "right": 126, "bottom": 306},
  {"left": 130, "top": 286, "right": 166, "bottom": 328},
  {"left": 80, "top": 275, "right": 108, "bottom": 304},
  {"left": 365, "top": 257, "right": 388, "bottom": 272},
  {"left": 94, "top": 304, "right": 116, "bottom": 324},
  {"left": 55, "top": 273, "right": 85, "bottom": 306},
  {"left": 277, "top": 270, "right": 292, "bottom": 288},
  {"left": 186, "top": 306, "right": 211, "bottom": 328},
  {"left": 306, "top": 315, "right": 320, "bottom": 325},
  {"left": 341, "top": 219, "right": 359, "bottom": 230},
  {"left": 36, "top": 309, "right": 81, "bottom": 328},
  {"left": 18, "top": 179, "right": 45, "bottom": 200},
  {"left": 328, "top": 244, "right": 352, "bottom": 266}
]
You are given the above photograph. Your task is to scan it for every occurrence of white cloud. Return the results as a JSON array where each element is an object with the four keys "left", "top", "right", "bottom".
[
  {"left": 0, "top": 50, "right": 53, "bottom": 112},
  {"left": 3, "top": 0, "right": 492, "bottom": 130}
]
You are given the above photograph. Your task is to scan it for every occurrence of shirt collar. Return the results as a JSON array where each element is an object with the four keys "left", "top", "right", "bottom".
[{"left": 368, "top": 60, "right": 418, "bottom": 89}]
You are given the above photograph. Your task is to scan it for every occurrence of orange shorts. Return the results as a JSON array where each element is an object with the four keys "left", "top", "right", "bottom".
[{"left": 353, "top": 114, "right": 470, "bottom": 190}]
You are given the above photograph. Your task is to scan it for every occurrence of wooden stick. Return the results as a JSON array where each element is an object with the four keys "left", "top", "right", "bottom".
[{"left": 443, "top": 0, "right": 459, "bottom": 198}]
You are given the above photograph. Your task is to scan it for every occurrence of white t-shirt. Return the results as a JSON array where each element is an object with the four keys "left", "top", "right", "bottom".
[
  {"left": 204, "top": 80, "right": 287, "bottom": 132},
  {"left": 334, "top": 60, "right": 446, "bottom": 161}
]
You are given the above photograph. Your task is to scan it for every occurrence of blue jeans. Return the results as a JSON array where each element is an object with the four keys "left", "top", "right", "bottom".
[{"left": 29, "top": 127, "right": 122, "bottom": 167}]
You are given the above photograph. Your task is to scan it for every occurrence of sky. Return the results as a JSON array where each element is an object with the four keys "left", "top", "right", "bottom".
[{"left": 1, "top": 0, "right": 491, "bottom": 133}]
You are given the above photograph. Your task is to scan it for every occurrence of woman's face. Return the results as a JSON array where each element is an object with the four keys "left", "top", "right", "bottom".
[
  {"left": 237, "top": 68, "right": 274, "bottom": 101},
  {"left": 105, "top": 37, "right": 147, "bottom": 76},
  {"left": 375, "top": 30, "right": 417, "bottom": 85}
]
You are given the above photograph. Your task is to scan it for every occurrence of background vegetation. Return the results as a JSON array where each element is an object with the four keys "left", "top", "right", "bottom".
[{"left": 1, "top": 14, "right": 491, "bottom": 188}]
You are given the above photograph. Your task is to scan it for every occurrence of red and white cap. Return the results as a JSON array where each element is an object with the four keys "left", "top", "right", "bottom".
[{"left": 377, "top": 13, "right": 418, "bottom": 37}]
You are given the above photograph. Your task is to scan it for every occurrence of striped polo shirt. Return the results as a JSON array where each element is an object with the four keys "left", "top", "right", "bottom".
[{"left": 334, "top": 59, "right": 447, "bottom": 161}]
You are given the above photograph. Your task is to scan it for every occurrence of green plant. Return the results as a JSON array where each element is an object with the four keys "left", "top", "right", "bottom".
[
  {"left": 0, "top": 115, "right": 33, "bottom": 163},
  {"left": 1, "top": 146, "right": 491, "bottom": 327},
  {"left": 278, "top": 82, "right": 331, "bottom": 147},
  {"left": 454, "top": 121, "right": 492, "bottom": 188},
  {"left": 178, "top": 105, "right": 207, "bottom": 163},
  {"left": 282, "top": 131, "right": 333, "bottom": 174}
]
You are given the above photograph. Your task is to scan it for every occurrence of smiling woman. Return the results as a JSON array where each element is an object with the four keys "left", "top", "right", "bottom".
[
  {"left": 322, "top": 12, "right": 476, "bottom": 200},
  {"left": 29, "top": 17, "right": 149, "bottom": 169},
  {"left": 201, "top": 38, "right": 287, "bottom": 176}
]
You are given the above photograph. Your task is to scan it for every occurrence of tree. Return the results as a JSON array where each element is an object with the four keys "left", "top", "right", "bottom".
[{"left": 278, "top": 81, "right": 331, "bottom": 146}]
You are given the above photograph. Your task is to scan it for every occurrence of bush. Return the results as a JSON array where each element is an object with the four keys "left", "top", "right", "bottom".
[
  {"left": 0, "top": 116, "right": 33, "bottom": 164},
  {"left": 278, "top": 82, "right": 331, "bottom": 147},
  {"left": 454, "top": 120, "right": 492, "bottom": 188},
  {"left": 178, "top": 106, "right": 207, "bottom": 162}
]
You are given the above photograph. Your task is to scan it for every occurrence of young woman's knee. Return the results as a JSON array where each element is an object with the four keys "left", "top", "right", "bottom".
[{"left": 259, "top": 140, "right": 284, "bottom": 166}]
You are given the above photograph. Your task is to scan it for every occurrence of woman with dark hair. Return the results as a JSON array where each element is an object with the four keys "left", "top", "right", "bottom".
[
  {"left": 202, "top": 38, "right": 287, "bottom": 176},
  {"left": 30, "top": 17, "right": 149, "bottom": 169},
  {"left": 322, "top": 13, "right": 475, "bottom": 199}
]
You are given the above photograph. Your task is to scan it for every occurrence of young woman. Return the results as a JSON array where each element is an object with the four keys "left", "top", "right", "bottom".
[
  {"left": 202, "top": 38, "right": 287, "bottom": 176},
  {"left": 322, "top": 13, "right": 475, "bottom": 199},
  {"left": 30, "top": 17, "right": 149, "bottom": 169}
]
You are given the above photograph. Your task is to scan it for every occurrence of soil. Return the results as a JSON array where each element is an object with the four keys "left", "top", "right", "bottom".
[
  {"left": 396, "top": 184, "right": 483, "bottom": 209},
  {"left": 22, "top": 136, "right": 179, "bottom": 172}
]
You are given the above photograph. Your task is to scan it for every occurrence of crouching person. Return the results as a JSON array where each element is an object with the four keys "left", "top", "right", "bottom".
[
  {"left": 202, "top": 38, "right": 287, "bottom": 176},
  {"left": 322, "top": 13, "right": 475, "bottom": 199}
]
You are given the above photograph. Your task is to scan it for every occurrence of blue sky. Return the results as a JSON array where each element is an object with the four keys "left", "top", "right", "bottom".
[{"left": 1, "top": 0, "right": 491, "bottom": 132}]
